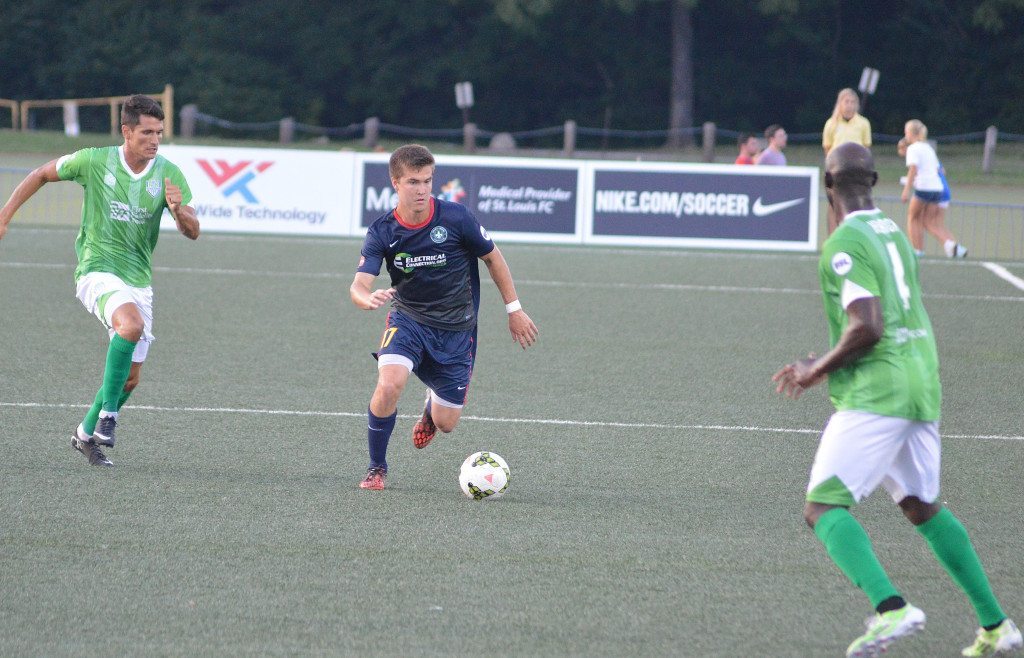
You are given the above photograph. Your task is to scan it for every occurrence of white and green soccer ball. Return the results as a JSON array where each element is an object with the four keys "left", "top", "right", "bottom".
[{"left": 458, "top": 451, "right": 510, "bottom": 500}]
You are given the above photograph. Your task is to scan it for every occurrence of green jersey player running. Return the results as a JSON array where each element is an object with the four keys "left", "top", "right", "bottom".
[
  {"left": 773, "top": 143, "right": 1021, "bottom": 657},
  {"left": 0, "top": 94, "right": 200, "bottom": 467}
]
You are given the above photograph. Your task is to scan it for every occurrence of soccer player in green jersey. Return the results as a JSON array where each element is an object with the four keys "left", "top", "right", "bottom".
[
  {"left": 0, "top": 94, "right": 199, "bottom": 467},
  {"left": 773, "top": 143, "right": 1021, "bottom": 657}
]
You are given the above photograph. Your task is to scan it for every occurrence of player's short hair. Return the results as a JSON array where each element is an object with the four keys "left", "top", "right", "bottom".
[
  {"left": 390, "top": 144, "right": 435, "bottom": 180},
  {"left": 121, "top": 95, "right": 164, "bottom": 127},
  {"left": 737, "top": 133, "right": 755, "bottom": 147},
  {"left": 764, "top": 124, "right": 783, "bottom": 141}
]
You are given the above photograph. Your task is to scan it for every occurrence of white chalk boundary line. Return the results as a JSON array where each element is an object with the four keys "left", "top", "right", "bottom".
[
  {"left": 981, "top": 261, "right": 1024, "bottom": 291},
  {"left": 2, "top": 261, "right": 1023, "bottom": 303},
  {"left": 1, "top": 401, "right": 1021, "bottom": 442},
  {"left": 9, "top": 226, "right": 1024, "bottom": 267}
]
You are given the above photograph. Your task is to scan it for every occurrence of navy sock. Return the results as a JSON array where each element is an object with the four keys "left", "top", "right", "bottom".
[{"left": 367, "top": 408, "right": 397, "bottom": 471}]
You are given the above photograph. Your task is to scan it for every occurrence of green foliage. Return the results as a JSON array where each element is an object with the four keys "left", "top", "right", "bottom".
[{"left": 2, "top": 0, "right": 1023, "bottom": 133}]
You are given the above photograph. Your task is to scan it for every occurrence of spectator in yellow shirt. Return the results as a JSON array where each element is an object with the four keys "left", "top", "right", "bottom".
[{"left": 823, "top": 88, "right": 872, "bottom": 233}]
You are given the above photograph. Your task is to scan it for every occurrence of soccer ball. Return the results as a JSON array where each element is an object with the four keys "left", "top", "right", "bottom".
[{"left": 458, "top": 451, "right": 510, "bottom": 500}]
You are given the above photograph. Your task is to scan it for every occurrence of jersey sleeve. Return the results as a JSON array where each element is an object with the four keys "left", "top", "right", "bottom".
[
  {"left": 55, "top": 148, "right": 95, "bottom": 185},
  {"left": 820, "top": 235, "right": 881, "bottom": 309},
  {"left": 822, "top": 119, "right": 835, "bottom": 149},
  {"left": 165, "top": 163, "right": 193, "bottom": 206},
  {"left": 356, "top": 226, "right": 385, "bottom": 276},
  {"left": 860, "top": 117, "right": 872, "bottom": 146},
  {"left": 458, "top": 208, "right": 495, "bottom": 258},
  {"left": 905, "top": 143, "right": 920, "bottom": 168}
]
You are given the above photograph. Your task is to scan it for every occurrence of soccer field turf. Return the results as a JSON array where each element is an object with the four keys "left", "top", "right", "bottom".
[{"left": 1, "top": 227, "right": 1022, "bottom": 656}]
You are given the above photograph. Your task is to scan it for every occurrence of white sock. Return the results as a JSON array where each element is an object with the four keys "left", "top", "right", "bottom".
[
  {"left": 944, "top": 240, "right": 956, "bottom": 257},
  {"left": 98, "top": 410, "right": 118, "bottom": 420}
]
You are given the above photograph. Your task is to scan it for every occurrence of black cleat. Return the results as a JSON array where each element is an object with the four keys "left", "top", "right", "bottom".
[
  {"left": 72, "top": 434, "right": 113, "bottom": 467},
  {"left": 93, "top": 416, "right": 117, "bottom": 447}
]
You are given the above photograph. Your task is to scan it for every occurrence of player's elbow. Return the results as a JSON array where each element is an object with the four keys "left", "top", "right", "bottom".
[{"left": 851, "top": 321, "right": 883, "bottom": 350}]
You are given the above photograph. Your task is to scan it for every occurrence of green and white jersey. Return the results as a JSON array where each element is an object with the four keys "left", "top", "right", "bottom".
[
  {"left": 58, "top": 146, "right": 191, "bottom": 288},
  {"left": 818, "top": 208, "right": 941, "bottom": 420}
]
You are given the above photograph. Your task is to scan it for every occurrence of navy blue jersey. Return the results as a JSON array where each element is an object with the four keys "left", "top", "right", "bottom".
[{"left": 358, "top": 198, "right": 495, "bottom": 331}]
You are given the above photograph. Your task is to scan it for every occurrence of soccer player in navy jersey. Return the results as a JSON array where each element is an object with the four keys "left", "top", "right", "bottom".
[{"left": 349, "top": 144, "right": 538, "bottom": 490}]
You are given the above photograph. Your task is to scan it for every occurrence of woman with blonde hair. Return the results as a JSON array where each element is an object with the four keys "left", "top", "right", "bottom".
[
  {"left": 822, "top": 88, "right": 872, "bottom": 232},
  {"left": 901, "top": 120, "right": 967, "bottom": 259}
]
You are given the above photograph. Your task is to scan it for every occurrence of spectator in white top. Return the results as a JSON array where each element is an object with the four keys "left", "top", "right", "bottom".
[{"left": 901, "top": 120, "right": 967, "bottom": 259}]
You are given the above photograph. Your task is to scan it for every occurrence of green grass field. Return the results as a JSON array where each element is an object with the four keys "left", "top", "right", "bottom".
[{"left": 1, "top": 224, "right": 1022, "bottom": 656}]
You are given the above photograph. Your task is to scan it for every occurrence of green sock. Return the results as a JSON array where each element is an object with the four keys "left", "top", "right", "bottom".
[
  {"left": 814, "top": 507, "right": 901, "bottom": 608},
  {"left": 916, "top": 507, "right": 1005, "bottom": 628},
  {"left": 84, "top": 385, "right": 134, "bottom": 436},
  {"left": 101, "top": 334, "right": 137, "bottom": 413}
]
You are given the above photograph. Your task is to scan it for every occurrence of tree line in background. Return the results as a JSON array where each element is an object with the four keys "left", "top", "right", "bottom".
[{"left": 3, "top": 0, "right": 1024, "bottom": 138}]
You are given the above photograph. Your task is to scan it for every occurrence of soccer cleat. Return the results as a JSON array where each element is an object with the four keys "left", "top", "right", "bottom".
[
  {"left": 93, "top": 415, "right": 117, "bottom": 447},
  {"left": 962, "top": 618, "right": 1023, "bottom": 656},
  {"left": 954, "top": 244, "right": 969, "bottom": 259},
  {"left": 412, "top": 391, "right": 437, "bottom": 449},
  {"left": 846, "top": 604, "right": 926, "bottom": 657},
  {"left": 359, "top": 467, "right": 387, "bottom": 490},
  {"left": 72, "top": 433, "right": 113, "bottom": 467}
]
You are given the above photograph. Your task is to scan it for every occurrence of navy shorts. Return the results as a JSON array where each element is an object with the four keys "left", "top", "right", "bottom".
[
  {"left": 913, "top": 189, "right": 942, "bottom": 203},
  {"left": 376, "top": 310, "right": 475, "bottom": 406}
]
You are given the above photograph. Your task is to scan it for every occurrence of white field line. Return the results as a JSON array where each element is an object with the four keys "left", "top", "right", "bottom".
[
  {"left": 2, "top": 261, "right": 1023, "bottom": 302},
  {"left": 981, "top": 261, "right": 1024, "bottom": 291},
  {"left": 10, "top": 227, "right": 1024, "bottom": 268},
  {"left": 2, "top": 401, "right": 1022, "bottom": 442}
]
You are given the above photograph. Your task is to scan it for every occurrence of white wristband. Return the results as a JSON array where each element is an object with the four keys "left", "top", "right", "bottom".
[{"left": 505, "top": 299, "right": 522, "bottom": 314}]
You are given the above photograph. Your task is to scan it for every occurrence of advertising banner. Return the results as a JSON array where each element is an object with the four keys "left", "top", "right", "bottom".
[
  {"left": 588, "top": 163, "right": 818, "bottom": 251},
  {"left": 357, "top": 154, "right": 582, "bottom": 243},
  {"left": 159, "top": 144, "right": 353, "bottom": 236}
]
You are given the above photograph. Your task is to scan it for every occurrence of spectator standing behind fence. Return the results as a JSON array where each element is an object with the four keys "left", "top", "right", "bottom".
[
  {"left": 734, "top": 133, "right": 759, "bottom": 164},
  {"left": 900, "top": 121, "right": 967, "bottom": 259},
  {"left": 823, "top": 88, "right": 872, "bottom": 233},
  {"left": 756, "top": 125, "right": 787, "bottom": 166}
]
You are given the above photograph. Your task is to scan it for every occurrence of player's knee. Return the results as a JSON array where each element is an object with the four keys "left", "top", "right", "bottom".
[
  {"left": 803, "top": 501, "right": 830, "bottom": 528},
  {"left": 374, "top": 379, "right": 405, "bottom": 405},
  {"left": 114, "top": 319, "right": 144, "bottom": 342},
  {"left": 435, "top": 416, "right": 459, "bottom": 433},
  {"left": 898, "top": 496, "right": 940, "bottom": 525}
]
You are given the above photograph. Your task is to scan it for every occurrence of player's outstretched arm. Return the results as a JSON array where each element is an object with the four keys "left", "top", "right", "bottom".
[
  {"left": 480, "top": 247, "right": 538, "bottom": 349},
  {"left": 164, "top": 178, "right": 200, "bottom": 240},
  {"left": 0, "top": 160, "right": 61, "bottom": 241},
  {"left": 350, "top": 271, "right": 394, "bottom": 310}
]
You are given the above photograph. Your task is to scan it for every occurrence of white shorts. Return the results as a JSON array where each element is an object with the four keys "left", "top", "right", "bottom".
[
  {"left": 807, "top": 410, "right": 941, "bottom": 506},
  {"left": 75, "top": 272, "right": 154, "bottom": 362}
]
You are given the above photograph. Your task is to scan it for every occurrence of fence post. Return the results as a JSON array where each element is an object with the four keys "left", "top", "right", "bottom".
[
  {"left": 983, "top": 125, "right": 998, "bottom": 174},
  {"left": 163, "top": 84, "right": 174, "bottom": 139},
  {"left": 109, "top": 99, "right": 120, "bottom": 136},
  {"left": 280, "top": 117, "right": 295, "bottom": 144},
  {"left": 63, "top": 101, "right": 80, "bottom": 137},
  {"left": 180, "top": 104, "right": 197, "bottom": 139},
  {"left": 463, "top": 122, "right": 477, "bottom": 153},
  {"left": 563, "top": 120, "right": 577, "bottom": 157},
  {"left": 702, "top": 122, "right": 716, "bottom": 162},
  {"left": 364, "top": 116, "right": 380, "bottom": 149}
]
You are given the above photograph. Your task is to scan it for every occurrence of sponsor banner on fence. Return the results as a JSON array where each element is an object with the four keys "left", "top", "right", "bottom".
[
  {"left": 358, "top": 155, "right": 581, "bottom": 242},
  {"left": 159, "top": 144, "right": 352, "bottom": 236},
  {"left": 588, "top": 163, "right": 818, "bottom": 250}
]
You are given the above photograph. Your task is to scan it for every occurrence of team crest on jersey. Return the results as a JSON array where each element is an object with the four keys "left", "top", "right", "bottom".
[
  {"left": 831, "top": 252, "right": 853, "bottom": 276},
  {"left": 430, "top": 226, "right": 448, "bottom": 244},
  {"left": 104, "top": 172, "right": 116, "bottom": 187},
  {"left": 480, "top": 226, "right": 490, "bottom": 240},
  {"left": 146, "top": 179, "right": 162, "bottom": 198}
]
